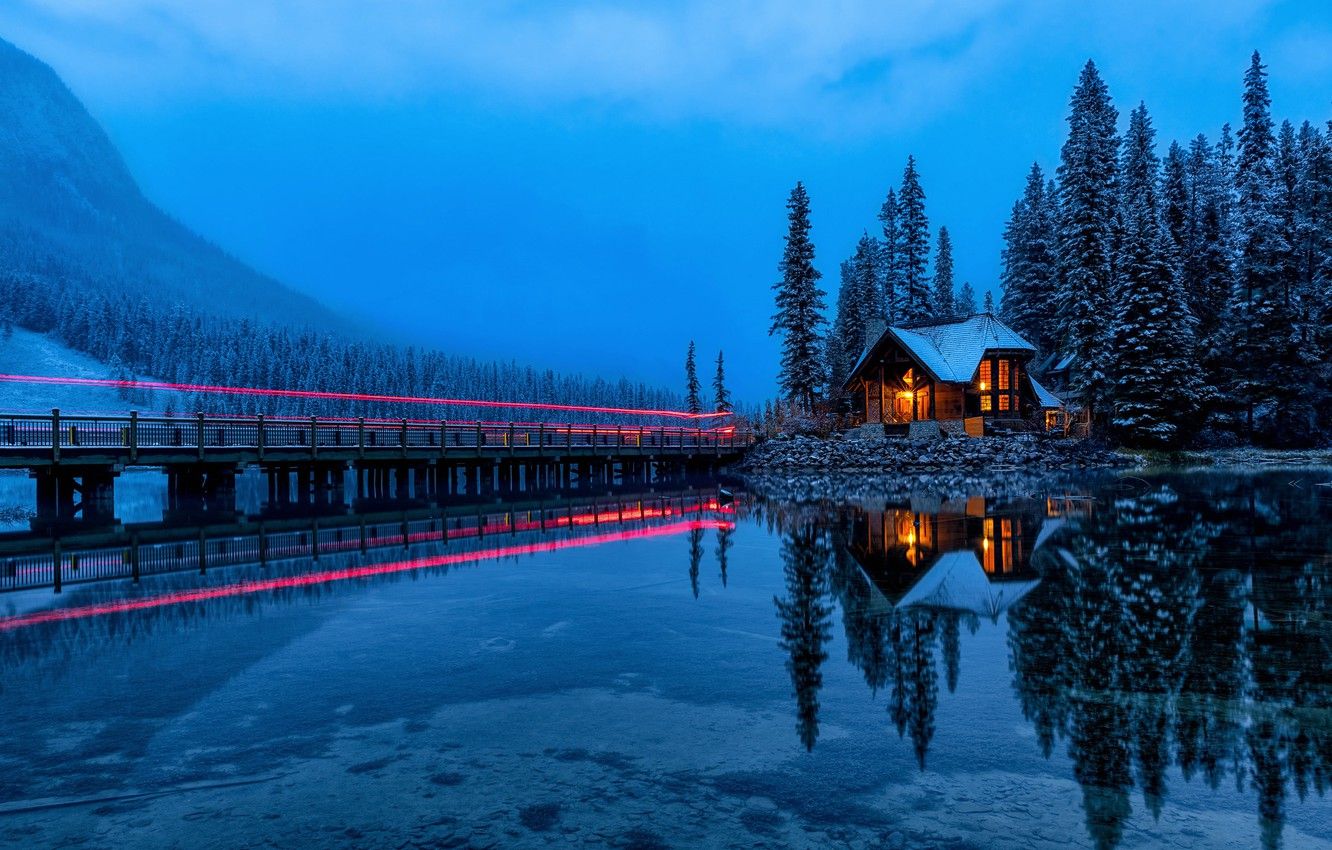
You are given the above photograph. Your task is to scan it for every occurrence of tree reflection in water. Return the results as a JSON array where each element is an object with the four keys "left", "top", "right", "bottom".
[{"left": 765, "top": 473, "right": 1330, "bottom": 850}]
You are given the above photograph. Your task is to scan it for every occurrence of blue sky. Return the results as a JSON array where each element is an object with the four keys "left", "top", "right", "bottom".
[{"left": 3, "top": 1, "right": 1331, "bottom": 403}]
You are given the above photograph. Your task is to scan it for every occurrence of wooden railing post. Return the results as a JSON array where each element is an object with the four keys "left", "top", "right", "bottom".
[
  {"left": 475, "top": 422, "right": 483, "bottom": 457},
  {"left": 440, "top": 421, "right": 447, "bottom": 457},
  {"left": 538, "top": 423, "right": 545, "bottom": 454},
  {"left": 311, "top": 416, "right": 319, "bottom": 458},
  {"left": 566, "top": 423, "right": 572, "bottom": 450},
  {"left": 196, "top": 412, "right": 205, "bottom": 460},
  {"left": 51, "top": 407, "right": 60, "bottom": 464},
  {"left": 129, "top": 411, "right": 139, "bottom": 464},
  {"left": 638, "top": 425, "right": 645, "bottom": 455},
  {"left": 256, "top": 414, "right": 265, "bottom": 461},
  {"left": 357, "top": 417, "right": 365, "bottom": 458},
  {"left": 508, "top": 422, "right": 515, "bottom": 455},
  {"left": 401, "top": 418, "right": 409, "bottom": 456},
  {"left": 591, "top": 424, "right": 597, "bottom": 450}
]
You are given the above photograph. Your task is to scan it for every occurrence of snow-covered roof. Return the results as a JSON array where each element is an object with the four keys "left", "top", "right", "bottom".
[
  {"left": 894, "top": 550, "right": 1041, "bottom": 619},
  {"left": 1029, "top": 376, "right": 1063, "bottom": 409},
  {"left": 849, "top": 313, "right": 1037, "bottom": 385}
]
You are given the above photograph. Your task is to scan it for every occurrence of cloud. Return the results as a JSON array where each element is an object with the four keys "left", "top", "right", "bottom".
[{"left": 0, "top": 0, "right": 1018, "bottom": 131}]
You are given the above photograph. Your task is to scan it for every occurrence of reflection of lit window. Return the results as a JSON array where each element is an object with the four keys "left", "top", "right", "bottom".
[
  {"left": 998, "top": 360, "right": 1010, "bottom": 390},
  {"left": 980, "top": 396, "right": 992, "bottom": 412},
  {"left": 982, "top": 518, "right": 995, "bottom": 572}
]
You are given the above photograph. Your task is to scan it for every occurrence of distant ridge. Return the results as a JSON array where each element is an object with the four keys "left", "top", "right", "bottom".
[{"left": 0, "top": 37, "right": 351, "bottom": 331}]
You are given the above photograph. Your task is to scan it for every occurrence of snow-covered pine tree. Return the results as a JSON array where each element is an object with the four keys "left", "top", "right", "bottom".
[
  {"left": 956, "top": 280, "right": 976, "bottom": 314},
  {"left": 1229, "top": 51, "right": 1311, "bottom": 442},
  {"left": 712, "top": 350, "right": 732, "bottom": 412},
  {"left": 1300, "top": 123, "right": 1332, "bottom": 428},
  {"left": 854, "top": 231, "right": 883, "bottom": 326},
  {"left": 684, "top": 340, "right": 702, "bottom": 414},
  {"left": 983, "top": 290, "right": 994, "bottom": 313},
  {"left": 1000, "top": 163, "right": 1059, "bottom": 352},
  {"left": 878, "top": 188, "right": 901, "bottom": 323},
  {"left": 933, "top": 226, "right": 955, "bottom": 317},
  {"left": 1055, "top": 60, "right": 1120, "bottom": 425},
  {"left": 1179, "top": 134, "right": 1235, "bottom": 411},
  {"left": 827, "top": 257, "right": 860, "bottom": 396},
  {"left": 895, "top": 157, "right": 932, "bottom": 322},
  {"left": 1107, "top": 103, "right": 1202, "bottom": 447},
  {"left": 770, "top": 182, "right": 828, "bottom": 411},
  {"left": 1162, "top": 141, "right": 1190, "bottom": 275}
]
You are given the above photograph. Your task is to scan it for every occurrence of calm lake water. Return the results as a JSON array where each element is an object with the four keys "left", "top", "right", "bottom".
[{"left": 0, "top": 467, "right": 1328, "bottom": 849}]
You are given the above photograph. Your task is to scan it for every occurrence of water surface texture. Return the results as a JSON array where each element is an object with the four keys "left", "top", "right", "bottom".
[{"left": 0, "top": 469, "right": 1329, "bottom": 849}]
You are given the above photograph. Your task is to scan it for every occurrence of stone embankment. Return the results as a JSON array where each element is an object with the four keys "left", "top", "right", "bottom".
[{"left": 738, "top": 434, "right": 1135, "bottom": 473}]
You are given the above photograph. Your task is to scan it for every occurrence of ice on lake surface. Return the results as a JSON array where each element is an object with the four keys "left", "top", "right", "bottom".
[{"left": 0, "top": 467, "right": 1329, "bottom": 849}]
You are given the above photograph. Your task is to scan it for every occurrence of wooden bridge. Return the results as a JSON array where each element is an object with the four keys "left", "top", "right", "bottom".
[{"left": 0, "top": 409, "right": 753, "bottom": 527}]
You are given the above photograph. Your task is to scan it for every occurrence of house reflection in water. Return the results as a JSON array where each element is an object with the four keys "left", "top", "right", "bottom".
[{"left": 844, "top": 495, "right": 1047, "bottom": 619}]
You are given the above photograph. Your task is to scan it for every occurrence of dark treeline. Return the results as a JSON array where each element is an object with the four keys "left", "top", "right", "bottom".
[
  {"left": 772, "top": 51, "right": 1332, "bottom": 448},
  {"left": 0, "top": 272, "right": 692, "bottom": 424},
  {"left": 1000, "top": 52, "right": 1332, "bottom": 448}
]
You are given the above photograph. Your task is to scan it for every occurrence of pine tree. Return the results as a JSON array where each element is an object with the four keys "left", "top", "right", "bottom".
[
  {"left": 1056, "top": 61, "right": 1120, "bottom": 424},
  {"left": 684, "top": 340, "right": 702, "bottom": 414},
  {"left": 956, "top": 280, "right": 976, "bottom": 314},
  {"left": 983, "top": 290, "right": 994, "bottom": 313},
  {"left": 1107, "top": 103, "right": 1202, "bottom": 447},
  {"left": 827, "top": 258, "right": 860, "bottom": 395},
  {"left": 1230, "top": 51, "right": 1310, "bottom": 442},
  {"left": 1162, "top": 141, "right": 1190, "bottom": 272},
  {"left": 712, "top": 350, "right": 731, "bottom": 412},
  {"left": 878, "top": 187, "right": 901, "bottom": 322},
  {"left": 1000, "top": 163, "right": 1060, "bottom": 352},
  {"left": 933, "top": 226, "right": 955, "bottom": 317},
  {"left": 854, "top": 231, "right": 883, "bottom": 325},
  {"left": 895, "top": 157, "right": 932, "bottom": 322},
  {"left": 771, "top": 182, "right": 828, "bottom": 410}
]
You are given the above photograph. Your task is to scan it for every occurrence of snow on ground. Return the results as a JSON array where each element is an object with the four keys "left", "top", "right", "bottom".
[{"left": 0, "top": 328, "right": 137, "bottom": 414}]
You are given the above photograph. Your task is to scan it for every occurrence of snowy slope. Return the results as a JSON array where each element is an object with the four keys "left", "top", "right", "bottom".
[{"left": 0, "top": 328, "right": 141, "bottom": 414}]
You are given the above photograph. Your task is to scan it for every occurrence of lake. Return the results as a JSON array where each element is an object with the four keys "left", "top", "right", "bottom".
[{"left": 0, "top": 466, "right": 1328, "bottom": 849}]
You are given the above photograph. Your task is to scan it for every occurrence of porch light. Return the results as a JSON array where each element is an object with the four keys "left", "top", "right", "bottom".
[{"left": 979, "top": 381, "right": 988, "bottom": 392}]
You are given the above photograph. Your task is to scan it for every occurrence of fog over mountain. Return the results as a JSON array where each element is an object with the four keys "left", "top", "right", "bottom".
[{"left": 0, "top": 37, "right": 348, "bottom": 330}]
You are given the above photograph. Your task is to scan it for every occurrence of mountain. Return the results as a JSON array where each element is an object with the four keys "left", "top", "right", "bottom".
[{"left": 0, "top": 37, "right": 350, "bottom": 329}]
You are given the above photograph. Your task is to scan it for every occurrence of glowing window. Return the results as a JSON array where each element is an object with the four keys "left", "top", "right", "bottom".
[
  {"left": 977, "top": 360, "right": 992, "bottom": 390},
  {"left": 999, "top": 360, "right": 1010, "bottom": 390},
  {"left": 999, "top": 394, "right": 1011, "bottom": 411},
  {"left": 980, "top": 396, "right": 992, "bottom": 412}
]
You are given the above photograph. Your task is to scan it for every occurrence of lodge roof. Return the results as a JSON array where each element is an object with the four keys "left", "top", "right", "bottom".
[
  {"left": 1030, "top": 375, "right": 1063, "bottom": 409},
  {"left": 894, "top": 550, "right": 1042, "bottom": 618},
  {"left": 848, "top": 312, "right": 1038, "bottom": 385}
]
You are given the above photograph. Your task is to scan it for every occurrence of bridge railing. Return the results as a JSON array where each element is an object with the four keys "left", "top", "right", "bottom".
[{"left": 0, "top": 410, "right": 753, "bottom": 457}]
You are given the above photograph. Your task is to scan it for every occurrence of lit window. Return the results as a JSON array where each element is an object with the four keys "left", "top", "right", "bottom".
[
  {"left": 978, "top": 360, "right": 992, "bottom": 391},
  {"left": 999, "top": 360, "right": 1010, "bottom": 390},
  {"left": 999, "top": 394, "right": 1010, "bottom": 411},
  {"left": 981, "top": 396, "right": 992, "bottom": 412}
]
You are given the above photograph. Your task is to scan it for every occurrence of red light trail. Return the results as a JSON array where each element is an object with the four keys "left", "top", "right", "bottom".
[
  {"left": 0, "top": 519, "right": 732, "bottom": 633},
  {"left": 0, "top": 374, "right": 730, "bottom": 420}
]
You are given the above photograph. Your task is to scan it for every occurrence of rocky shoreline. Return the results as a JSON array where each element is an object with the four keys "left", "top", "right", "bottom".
[{"left": 737, "top": 433, "right": 1136, "bottom": 473}]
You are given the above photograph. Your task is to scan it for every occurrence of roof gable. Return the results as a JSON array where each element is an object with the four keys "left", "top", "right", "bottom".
[{"left": 849, "top": 313, "right": 1037, "bottom": 385}]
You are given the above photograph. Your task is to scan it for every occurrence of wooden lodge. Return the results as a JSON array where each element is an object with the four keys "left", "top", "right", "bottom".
[
  {"left": 844, "top": 496, "right": 1046, "bottom": 618},
  {"left": 844, "top": 313, "right": 1063, "bottom": 436}
]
